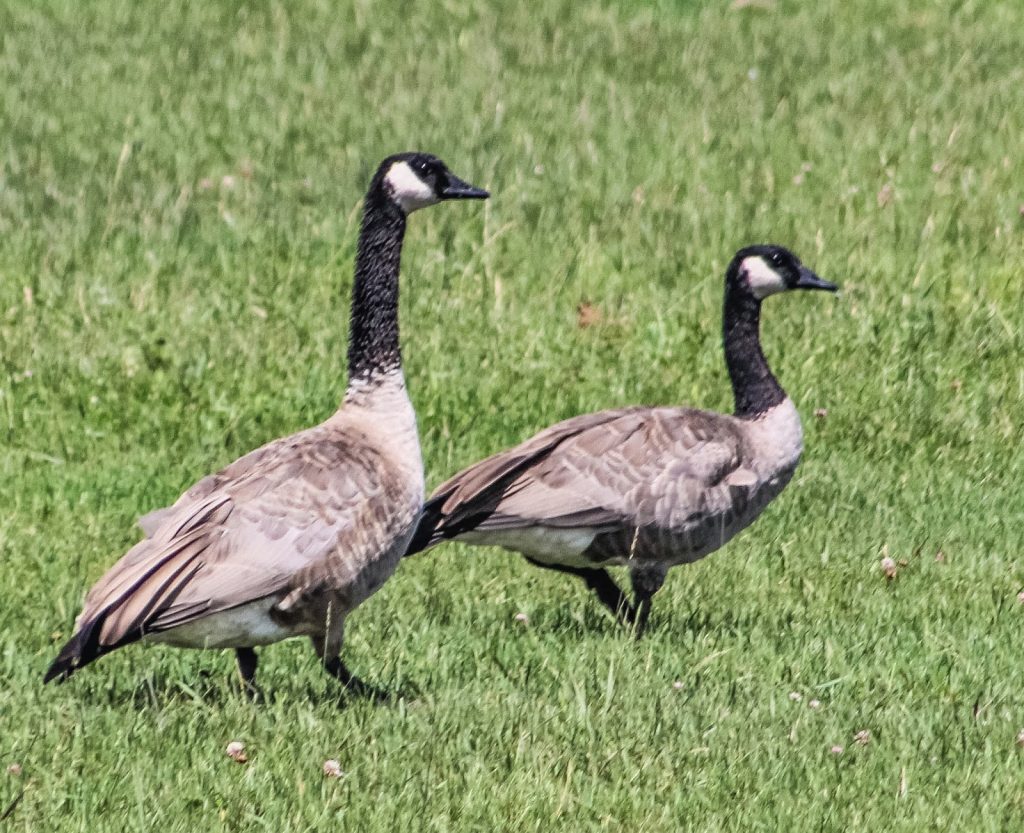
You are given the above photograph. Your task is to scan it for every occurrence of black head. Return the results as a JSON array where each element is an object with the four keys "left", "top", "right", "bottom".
[
  {"left": 373, "top": 152, "right": 489, "bottom": 214},
  {"left": 727, "top": 244, "right": 837, "bottom": 299}
]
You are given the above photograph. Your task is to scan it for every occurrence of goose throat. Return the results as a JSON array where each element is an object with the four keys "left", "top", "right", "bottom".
[
  {"left": 347, "top": 193, "right": 407, "bottom": 388},
  {"left": 723, "top": 286, "right": 786, "bottom": 418}
]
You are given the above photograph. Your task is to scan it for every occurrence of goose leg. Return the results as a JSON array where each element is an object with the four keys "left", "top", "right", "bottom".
[
  {"left": 310, "top": 619, "right": 388, "bottom": 702},
  {"left": 235, "top": 647, "right": 261, "bottom": 701},
  {"left": 629, "top": 564, "right": 668, "bottom": 638},
  {"left": 524, "top": 557, "right": 635, "bottom": 623}
]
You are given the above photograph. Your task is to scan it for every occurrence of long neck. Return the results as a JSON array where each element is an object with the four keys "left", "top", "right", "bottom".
[
  {"left": 723, "top": 284, "right": 786, "bottom": 418},
  {"left": 346, "top": 190, "right": 407, "bottom": 392}
]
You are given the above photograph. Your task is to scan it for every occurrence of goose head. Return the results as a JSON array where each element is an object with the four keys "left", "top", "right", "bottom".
[
  {"left": 728, "top": 244, "right": 837, "bottom": 300},
  {"left": 375, "top": 152, "right": 489, "bottom": 214}
]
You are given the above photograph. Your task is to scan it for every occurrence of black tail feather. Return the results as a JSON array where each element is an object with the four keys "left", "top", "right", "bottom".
[
  {"left": 403, "top": 497, "right": 446, "bottom": 557},
  {"left": 43, "top": 616, "right": 126, "bottom": 684},
  {"left": 405, "top": 443, "right": 563, "bottom": 560}
]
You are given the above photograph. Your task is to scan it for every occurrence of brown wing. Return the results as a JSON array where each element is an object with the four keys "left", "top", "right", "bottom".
[
  {"left": 137, "top": 443, "right": 280, "bottom": 537},
  {"left": 46, "top": 424, "right": 402, "bottom": 681},
  {"left": 407, "top": 407, "right": 751, "bottom": 553}
]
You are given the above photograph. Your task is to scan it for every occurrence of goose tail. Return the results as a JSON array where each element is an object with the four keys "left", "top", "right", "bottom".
[
  {"left": 43, "top": 617, "right": 111, "bottom": 684},
  {"left": 403, "top": 496, "right": 447, "bottom": 557}
]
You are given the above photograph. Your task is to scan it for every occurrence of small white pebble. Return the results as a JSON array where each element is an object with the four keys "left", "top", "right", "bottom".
[
  {"left": 533, "top": 164, "right": 545, "bottom": 175},
  {"left": 747, "top": 67, "right": 759, "bottom": 81},
  {"left": 323, "top": 759, "right": 345, "bottom": 778},
  {"left": 672, "top": 680, "right": 685, "bottom": 691},
  {"left": 1016, "top": 729, "right": 1024, "bottom": 747},
  {"left": 6, "top": 763, "right": 22, "bottom": 776},
  {"left": 513, "top": 612, "right": 529, "bottom": 624},
  {"left": 225, "top": 741, "right": 248, "bottom": 763},
  {"left": 1017, "top": 591, "right": 1024, "bottom": 605},
  {"left": 788, "top": 691, "right": 802, "bottom": 702},
  {"left": 880, "top": 556, "right": 898, "bottom": 579},
  {"left": 830, "top": 745, "right": 844, "bottom": 755},
  {"left": 221, "top": 174, "right": 237, "bottom": 189},
  {"left": 808, "top": 699, "right": 821, "bottom": 710},
  {"left": 854, "top": 729, "right": 871, "bottom": 746}
]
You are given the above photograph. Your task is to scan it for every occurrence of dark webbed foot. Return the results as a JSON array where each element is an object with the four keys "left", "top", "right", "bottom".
[
  {"left": 583, "top": 569, "right": 637, "bottom": 624},
  {"left": 310, "top": 629, "right": 388, "bottom": 701},
  {"left": 235, "top": 647, "right": 262, "bottom": 701},
  {"left": 524, "top": 557, "right": 635, "bottom": 623},
  {"left": 322, "top": 657, "right": 390, "bottom": 702},
  {"left": 632, "top": 598, "right": 652, "bottom": 638},
  {"left": 629, "top": 564, "right": 668, "bottom": 639}
]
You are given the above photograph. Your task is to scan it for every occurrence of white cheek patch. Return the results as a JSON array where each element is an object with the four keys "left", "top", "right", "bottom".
[
  {"left": 742, "top": 256, "right": 788, "bottom": 299},
  {"left": 384, "top": 161, "right": 438, "bottom": 213}
]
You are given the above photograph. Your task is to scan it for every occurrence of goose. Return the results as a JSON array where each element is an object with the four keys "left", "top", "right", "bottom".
[
  {"left": 406, "top": 244, "right": 836, "bottom": 634},
  {"left": 45, "top": 152, "right": 488, "bottom": 695}
]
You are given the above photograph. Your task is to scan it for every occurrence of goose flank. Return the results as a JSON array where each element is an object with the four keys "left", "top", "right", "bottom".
[
  {"left": 45, "top": 152, "right": 488, "bottom": 695},
  {"left": 406, "top": 245, "right": 836, "bottom": 634}
]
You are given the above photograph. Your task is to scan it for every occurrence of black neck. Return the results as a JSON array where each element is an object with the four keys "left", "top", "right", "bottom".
[
  {"left": 722, "top": 284, "right": 786, "bottom": 418},
  {"left": 346, "top": 189, "right": 407, "bottom": 388}
]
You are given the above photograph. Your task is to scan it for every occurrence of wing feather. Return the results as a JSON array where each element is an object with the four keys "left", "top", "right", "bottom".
[{"left": 408, "top": 407, "right": 750, "bottom": 554}]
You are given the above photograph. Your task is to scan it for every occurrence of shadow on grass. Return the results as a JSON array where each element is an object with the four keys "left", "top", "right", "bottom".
[{"left": 46, "top": 661, "right": 418, "bottom": 710}]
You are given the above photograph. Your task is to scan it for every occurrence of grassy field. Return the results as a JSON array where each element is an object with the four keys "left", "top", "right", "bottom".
[{"left": 2, "top": 0, "right": 1023, "bottom": 829}]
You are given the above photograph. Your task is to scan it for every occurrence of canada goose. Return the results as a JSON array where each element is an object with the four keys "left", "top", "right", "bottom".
[
  {"left": 45, "top": 152, "right": 488, "bottom": 695},
  {"left": 406, "top": 244, "right": 836, "bottom": 633}
]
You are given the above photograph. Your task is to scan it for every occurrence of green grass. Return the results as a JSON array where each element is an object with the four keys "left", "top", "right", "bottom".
[{"left": 2, "top": 0, "right": 1024, "bottom": 829}]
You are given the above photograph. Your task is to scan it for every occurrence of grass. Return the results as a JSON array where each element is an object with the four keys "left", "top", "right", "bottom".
[{"left": 2, "top": 0, "right": 1023, "bottom": 829}]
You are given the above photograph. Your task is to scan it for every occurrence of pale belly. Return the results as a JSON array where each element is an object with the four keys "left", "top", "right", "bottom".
[
  {"left": 145, "top": 517, "right": 419, "bottom": 650},
  {"left": 145, "top": 597, "right": 297, "bottom": 649},
  {"left": 461, "top": 527, "right": 600, "bottom": 569}
]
